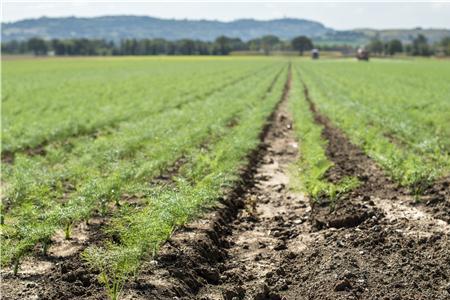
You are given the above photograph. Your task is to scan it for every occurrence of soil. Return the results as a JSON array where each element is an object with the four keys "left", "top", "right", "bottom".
[
  {"left": 1, "top": 219, "right": 106, "bottom": 299},
  {"left": 2, "top": 68, "right": 449, "bottom": 299}
]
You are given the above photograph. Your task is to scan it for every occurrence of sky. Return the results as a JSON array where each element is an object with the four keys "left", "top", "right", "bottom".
[{"left": 2, "top": 1, "right": 450, "bottom": 30}]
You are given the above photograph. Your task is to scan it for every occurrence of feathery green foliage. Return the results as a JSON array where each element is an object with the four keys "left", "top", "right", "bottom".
[
  {"left": 289, "top": 68, "right": 359, "bottom": 202},
  {"left": 295, "top": 58, "right": 450, "bottom": 192}
]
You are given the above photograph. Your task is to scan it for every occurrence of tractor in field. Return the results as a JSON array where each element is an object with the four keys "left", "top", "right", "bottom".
[
  {"left": 357, "top": 47, "right": 369, "bottom": 61},
  {"left": 311, "top": 49, "right": 319, "bottom": 60}
]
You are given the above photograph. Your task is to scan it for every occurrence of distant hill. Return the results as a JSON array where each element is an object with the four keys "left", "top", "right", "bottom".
[{"left": 2, "top": 16, "right": 449, "bottom": 45}]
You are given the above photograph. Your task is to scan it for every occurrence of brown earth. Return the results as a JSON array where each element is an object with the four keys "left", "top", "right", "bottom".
[
  {"left": 2, "top": 68, "right": 449, "bottom": 299},
  {"left": 1, "top": 219, "right": 106, "bottom": 299}
]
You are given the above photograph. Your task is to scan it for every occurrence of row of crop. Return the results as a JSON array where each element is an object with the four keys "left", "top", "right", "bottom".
[
  {"left": 1, "top": 62, "right": 287, "bottom": 276},
  {"left": 81, "top": 65, "right": 289, "bottom": 300},
  {"left": 2, "top": 58, "right": 276, "bottom": 154},
  {"left": 297, "top": 60, "right": 450, "bottom": 157},
  {"left": 288, "top": 67, "right": 359, "bottom": 203},
  {"left": 2, "top": 62, "right": 283, "bottom": 215},
  {"left": 296, "top": 60, "right": 449, "bottom": 194}
]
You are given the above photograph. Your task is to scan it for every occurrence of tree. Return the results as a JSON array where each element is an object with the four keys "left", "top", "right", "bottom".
[
  {"left": 291, "top": 36, "right": 313, "bottom": 55},
  {"left": 261, "top": 35, "right": 280, "bottom": 55},
  {"left": 387, "top": 39, "right": 403, "bottom": 55},
  {"left": 368, "top": 39, "right": 384, "bottom": 56},
  {"left": 27, "top": 38, "right": 48, "bottom": 55},
  {"left": 412, "top": 34, "right": 432, "bottom": 56},
  {"left": 213, "top": 36, "right": 232, "bottom": 55},
  {"left": 441, "top": 37, "right": 450, "bottom": 56},
  {"left": 178, "top": 39, "right": 196, "bottom": 55},
  {"left": 51, "top": 39, "right": 67, "bottom": 55}
]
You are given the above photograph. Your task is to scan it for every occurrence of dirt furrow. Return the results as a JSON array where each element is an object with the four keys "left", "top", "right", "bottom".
[
  {"left": 118, "top": 65, "right": 319, "bottom": 300},
  {"left": 282, "top": 80, "right": 450, "bottom": 299},
  {"left": 194, "top": 73, "right": 318, "bottom": 300}
]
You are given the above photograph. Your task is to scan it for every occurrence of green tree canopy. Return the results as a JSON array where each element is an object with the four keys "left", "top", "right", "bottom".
[
  {"left": 291, "top": 36, "right": 313, "bottom": 55},
  {"left": 412, "top": 34, "right": 432, "bottom": 56},
  {"left": 387, "top": 39, "right": 403, "bottom": 55}
]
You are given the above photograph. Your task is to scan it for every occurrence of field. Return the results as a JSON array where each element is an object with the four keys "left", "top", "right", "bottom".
[{"left": 1, "top": 56, "right": 450, "bottom": 299}]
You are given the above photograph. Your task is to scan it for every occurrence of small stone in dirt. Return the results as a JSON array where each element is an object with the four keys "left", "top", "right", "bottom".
[
  {"left": 272, "top": 230, "right": 282, "bottom": 237},
  {"left": 276, "top": 267, "right": 286, "bottom": 276},
  {"left": 222, "top": 286, "right": 245, "bottom": 300},
  {"left": 293, "top": 218, "right": 303, "bottom": 224},
  {"left": 277, "top": 280, "right": 289, "bottom": 291},
  {"left": 274, "top": 241, "right": 287, "bottom": 251},
  {"left": 285, "top": 251, "right": 297, "bottom": 259},
  {"left": 149, "top": 260, "right": 158, "bottom": 266},
  {"left": 253, "top": 284, "right": 270, "bottom": 300},
  {"left": 334, "top": 279, "right": 352, "bottom": 291},
  {"left": 274, "top": 215, "right": 284, "bottom": 222},
  {"left": 274, "top": 184, "right": 285, "bottom": 192},
  {"left": 197, "top": 267, "right": 220, "bottom": 284},
  {"left": 255, "top": 253, "right": 263, "bottom": 261}
]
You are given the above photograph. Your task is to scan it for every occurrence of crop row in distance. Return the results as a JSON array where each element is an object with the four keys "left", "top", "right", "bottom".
[
  {"left": 292, "top": 58, "right": 450, "bottom": 196},
  {"left": 288, "top": 68, "right": 359, "bottom": 204},
  {"left": 1, "top": 57, "right": 288, "bottom": 289},
  {"left": 2, "top": 57, "right": 278, "bottom": 154},
  {"left": 2, "top": 60, "right": 280, "bottom": 215}
]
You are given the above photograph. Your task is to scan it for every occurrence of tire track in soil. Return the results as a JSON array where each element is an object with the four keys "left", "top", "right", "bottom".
[{"left": 278, "top": 79, "right": 450, "bottom": 300}]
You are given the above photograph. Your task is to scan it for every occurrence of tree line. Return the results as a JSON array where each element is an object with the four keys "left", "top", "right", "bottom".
[
  {"left": 1, "top": 35, "right": 313, "bottom": 56},
  {"left": 367, "top": 34, "right": 450, "bottom": 56},
  {"left": 2, "top": 34, "right": 449, "bottom": 56}
]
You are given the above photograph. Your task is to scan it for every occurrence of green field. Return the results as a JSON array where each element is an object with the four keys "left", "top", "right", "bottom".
[
  {"left": 2, "top": 56, "right": 450, "bottom": 298},
  {"left": 295, "top": 59, "right": 450, "bottom": 195}
]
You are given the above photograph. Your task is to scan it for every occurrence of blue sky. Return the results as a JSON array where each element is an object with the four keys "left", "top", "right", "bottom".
[{"left": 2, "top": 1, "right": 450, "bottom": 30}]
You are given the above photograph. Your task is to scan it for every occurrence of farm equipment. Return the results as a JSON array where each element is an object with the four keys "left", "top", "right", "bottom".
[
  {"left": 311, "top": 49, "right": 319, "bottom": 59},
  {"left": 357, "top": 47, "right": 369, "bottom": 61}
]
